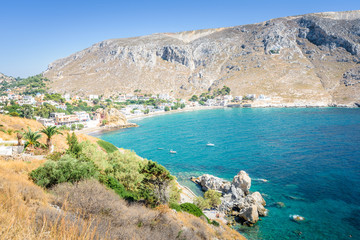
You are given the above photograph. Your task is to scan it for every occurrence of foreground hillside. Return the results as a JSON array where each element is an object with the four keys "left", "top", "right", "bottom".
[
  {"left": 45, "top": 10, "right": 360, "bottom": 106},
  {"left": 0, "top": 115, "right": 244, "bottom": 240}
]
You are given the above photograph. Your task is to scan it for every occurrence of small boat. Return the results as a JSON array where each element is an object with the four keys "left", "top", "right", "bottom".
[
  {"left": 157, "top": 148, "right": 164, "bottom": 150},
  {"left": 289, "top": 214, "right": 305, "bottom": 222},
  {"left": 206, "top": 143, "right": 215, "bottom": 147},
  {"left": 170, "top": 150, "right": 177, "bottom": 154}
]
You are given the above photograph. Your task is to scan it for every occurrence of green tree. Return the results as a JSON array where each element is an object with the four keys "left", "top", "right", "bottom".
[
  {"left": 141, "top": 160, "right": 173, "bottom": 205},
  {"left": 144, "top": 109, "right": 150, "bottom": 114},
  {"left": 40, "top": 126, "right": 63, "bottom": 150},
  {"left": 71, "top": 124, "right": 76, "bottom": 131},
  {"left": 22, "top": 127, "right": 42, "bottom": 150},
  {"left": 204, "top": 189, "right": 222, "bottom": 208},
  {"left": 20, "top": 104, "right": 34, "bottom": 119},
  {"left": 164, "top": 106, "right": 170, "bottom": 112},
  {"left": 66, "top": 132, "right": 82, "bottom": 157},
  {"left": 194, "top": 196, "right": 210, "bottom": 210},
  {"left": 189, "top": 95, "right": 198, "bottom": 102}
]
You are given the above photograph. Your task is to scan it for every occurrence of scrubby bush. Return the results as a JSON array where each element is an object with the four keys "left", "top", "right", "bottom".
[
  {"left": 29, "top": 155, "right": 98, "bottom": 188},
  {"left": 179, "top": 203, "right": 205, "bottom": 218},
  {"left": 107, "top": 151, "right": 146, "bottom": 192},
  {"left": 169, "top": 202, "right": 182, "bottom": 212},
  {"left": 204, "top": 189, "right": 222, "bottom": 208},
  {"left": 79, "top": 141, "right": 110, "bottom": 170},
  {"left": 194, "top": 196, "right": 210, "bottom": 210},
  {"left": 97, "top": 139, "right": 118, "bottom": 153},
  {"left": 103, "top": 175, "right": 138, "bottom": 201},
  {"left": 66, "top": 132, "right": 82, "bottom": 157}
]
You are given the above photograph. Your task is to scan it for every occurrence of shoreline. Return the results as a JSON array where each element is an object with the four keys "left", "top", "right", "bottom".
[{"left": 79, "top": 105, "right": 358, "bottom": 135}]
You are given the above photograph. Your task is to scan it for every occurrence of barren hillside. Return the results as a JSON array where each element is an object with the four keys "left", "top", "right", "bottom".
[{"left": 44, "top": 10, "right": 360, "bottom": 106}]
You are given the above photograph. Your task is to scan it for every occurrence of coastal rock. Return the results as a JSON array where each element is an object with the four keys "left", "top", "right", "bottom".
[
  {"left": 198, "top": 174, "right": 231, "bottom": 192},
  {"left": 251, "top": 192, "right": 268, "bottom": 216},
  {"left": 194, "top": 170, "right": 268, "bottom": 225},
  {"left": 238, "top": 204, "right": 259, "bottom": 224},
  {"left": 95, "top": 108, "right": 138, "bottom": 128},
  {"left": 232, "top": 170, "right": 251, "bottom": 195}
]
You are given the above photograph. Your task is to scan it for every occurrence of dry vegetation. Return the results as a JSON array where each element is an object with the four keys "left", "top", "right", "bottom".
[{"left": 0, "top": 158, "right": 244, "bottom": 240}]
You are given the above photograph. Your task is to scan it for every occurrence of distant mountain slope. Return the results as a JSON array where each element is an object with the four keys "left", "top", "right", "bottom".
[
  {"left": 0, "top": 72, "right": 15, "bottom": 84},
  {"left": 44, "top": 10, "right": 360, "bottom": 106}
]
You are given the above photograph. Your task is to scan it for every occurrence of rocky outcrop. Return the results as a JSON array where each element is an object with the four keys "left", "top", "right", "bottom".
[
  {"left": 44, "top": 10, "right": 360, "bottom": 106},
  {"left": 96, "top": 108, "right": 137, "bottom": 129},
  {"left": 193, "top": 171, "right": 267, "bottom": 225}
]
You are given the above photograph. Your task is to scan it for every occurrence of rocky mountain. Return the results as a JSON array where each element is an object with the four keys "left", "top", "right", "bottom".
[
  {"left": 0, "top": 72, "right": 15, "bottom": 84},
  {"left": 44, "top": 10, "right": 360, "bottom": 106}
]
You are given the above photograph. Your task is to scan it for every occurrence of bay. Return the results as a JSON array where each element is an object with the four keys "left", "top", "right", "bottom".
[{"left": 93, "top": 108, "right": 360, "bottom": 240}]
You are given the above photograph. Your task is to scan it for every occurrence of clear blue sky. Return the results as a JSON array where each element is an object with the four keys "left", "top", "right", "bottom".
[{"left": 1, "top": 0, "right": 359, "bottom": 78}]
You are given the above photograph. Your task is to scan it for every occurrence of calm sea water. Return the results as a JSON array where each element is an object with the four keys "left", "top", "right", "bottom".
[{"left": 93, "top": 108, "right": 360, "bottom": 240}]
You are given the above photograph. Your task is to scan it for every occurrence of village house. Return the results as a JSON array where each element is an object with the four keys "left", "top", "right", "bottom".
[
  {"left": 37, "top": 118, "right": 55, "bottom": 127},
  {"left": 18, "top": 95, "right": 36, "bottom": 106},
  {"left": 89, "top": 95, "right": 99, "bottom": 100}
]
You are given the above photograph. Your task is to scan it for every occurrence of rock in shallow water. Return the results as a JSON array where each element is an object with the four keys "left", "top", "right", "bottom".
[{"left": 194, "top": 170, "right": 268, "bottom": 224}]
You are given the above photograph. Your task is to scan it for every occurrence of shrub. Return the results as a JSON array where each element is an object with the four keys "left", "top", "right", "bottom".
[
  {"left": 97, "top": 139, "right": 118, "bottom": 153},
  {"left": 104, "top": 175, "right": 138, "bottom": 201},
  {"left": 164, "top": 106, "right": 170, "bottom": 111},
  {"left": 79, "top": 141, "right": 110, "bottom": 170},
  {"left": 29, "top": 155, "right": 98, "bottom": 188},
  {"left": 204, "top": 189, "right": 221, "bottom": 208},
  {"left": 211, "top": 220, "right": 220, "bottom": 227},
  {"left": 71, "top": 124, "right": 76, "bottom": 131},
  {"left": 194, "top": 196, "right": 210, "bottom": 210},
  {"left": 66, "top": 132, "right": 82, "bottom": 157},
  {"left": 46, "top": 151, "right": 64, "bottom": 161},
  {"left": 107, "top": 151, "right": 146, "bottom": 192},
  {"left": 169, "top": 202, "right": 182, "bottom": 212},
  {"left": 179, "top": 203, "right": 205, "bottom": 218}
]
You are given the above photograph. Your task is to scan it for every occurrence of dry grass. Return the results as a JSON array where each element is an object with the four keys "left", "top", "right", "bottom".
[
  {"left": 51, "top": 180, "right": 245, "bottom": 240},
  {"left": 0, "top": 159, "right": 99, "bottom": 240}
]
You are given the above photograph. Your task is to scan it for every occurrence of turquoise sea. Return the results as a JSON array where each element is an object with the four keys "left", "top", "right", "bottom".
[{"left": 93, "top": 108, "right": 360, "bottom": 240}]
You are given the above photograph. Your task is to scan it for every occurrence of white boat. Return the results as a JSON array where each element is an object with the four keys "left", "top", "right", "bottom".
[
  {"left": 170, "top": 150, "right": 177, "bottom": 154},
  {"left": 157, "top": 148, "right": 164, "bottom": 150},
  {"left": 206, "top": 143, "right": 215, "bottom": 147},
  {"left": 289, "top": 214, "right": 305, "bottom": 222}
]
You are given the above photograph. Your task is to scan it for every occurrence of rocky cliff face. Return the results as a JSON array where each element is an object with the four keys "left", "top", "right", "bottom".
[{"left": 44, "top": 10, "right": 360, "bottom": 106}]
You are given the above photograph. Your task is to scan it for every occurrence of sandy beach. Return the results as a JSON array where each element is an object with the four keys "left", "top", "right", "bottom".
[{"left": 78, "top": 106, "right": 223, "bottom": 135}]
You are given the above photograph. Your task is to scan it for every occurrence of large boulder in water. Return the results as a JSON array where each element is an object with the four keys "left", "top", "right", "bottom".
[
  {"left": 232, "top": 170, "right": 251, "bottom": 195},
  {"left": 197, "top": 174, "right": 231, "bottom": 192},
  {"left": 193, "top": 170, "right": 268, "bottom": 225},
  {"left": 251, "top": 192, "right": 268, "bottom": 216}
]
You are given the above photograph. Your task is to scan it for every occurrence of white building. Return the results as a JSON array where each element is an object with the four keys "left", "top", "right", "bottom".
[
  {"left": 89, "top": 95, "right": 99, "bottom": 100},
  {"left": 235, "top": 96, "right": 243, "bottom": 101},
  {"left": 159, "top": 93, "right": 170, "bottom": 100},
  {"left": 74, "top": 111, "right": 90, "bottom": 122},
  {"left": 38, "top": 118, "right": 55, "bottom": 127},
  {"left": 18, "top": 95, "right": 36, "bottom": 105},
  {"left": 64, "top": 93, "right": 71, "bottom": 101}
]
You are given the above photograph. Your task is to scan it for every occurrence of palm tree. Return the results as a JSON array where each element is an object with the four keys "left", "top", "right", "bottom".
[
  {"left": 40, "top": 126, "right": 63, "bottom": 151},
  {"left": 23, "top": 127, "right": 42, "bottom": 151}
]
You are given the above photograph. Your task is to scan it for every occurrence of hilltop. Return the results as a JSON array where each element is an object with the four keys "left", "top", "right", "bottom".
[{"left": 44, "top": 10, "right": 360, "bottom": 106}]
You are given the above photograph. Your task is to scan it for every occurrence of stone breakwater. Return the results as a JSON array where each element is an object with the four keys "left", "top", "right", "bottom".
[{"left": 192, "top": 170, "right": 268, "bottom": 226}]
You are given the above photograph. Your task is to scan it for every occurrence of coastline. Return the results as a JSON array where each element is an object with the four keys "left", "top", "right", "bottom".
[{"left": 79, "top": 104, "right": 358, "bottom": 136}]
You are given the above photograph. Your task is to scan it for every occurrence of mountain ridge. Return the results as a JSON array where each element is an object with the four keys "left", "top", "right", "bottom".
[{"left": 44, "top": 10, "right": 360, "bottom": 106}]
